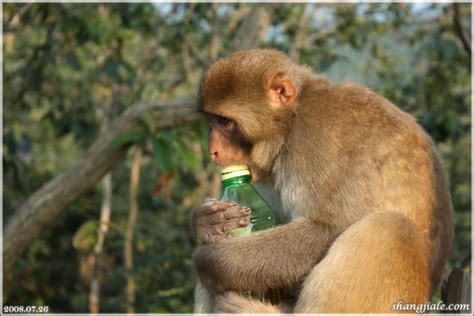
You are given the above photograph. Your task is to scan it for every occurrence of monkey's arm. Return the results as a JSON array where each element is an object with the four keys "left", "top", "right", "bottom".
[{"left": 193, "top": 217, "right": 339, "bottom": 294}]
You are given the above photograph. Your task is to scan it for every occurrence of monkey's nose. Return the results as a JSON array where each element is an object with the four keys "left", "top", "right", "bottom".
[{"left": 210, "top": 150, "right": 218, "bottom": 161}]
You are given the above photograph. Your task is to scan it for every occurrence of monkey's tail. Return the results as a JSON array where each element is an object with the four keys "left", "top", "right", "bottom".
[{"left": 216, "top": 292, "right": 283, "bottom": 313}]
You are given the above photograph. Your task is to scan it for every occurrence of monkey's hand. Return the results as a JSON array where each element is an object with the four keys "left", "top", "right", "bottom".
[
  {"left": 191, "top": 198, "right": 251, "bottom": 245},
  {"left": 193, "top": 218, "right": 338, "bottom": 294}
]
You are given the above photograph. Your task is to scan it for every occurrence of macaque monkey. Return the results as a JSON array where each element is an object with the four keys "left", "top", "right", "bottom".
[{"left": 191, "top": 49, "right": 454, "bottom": 313}]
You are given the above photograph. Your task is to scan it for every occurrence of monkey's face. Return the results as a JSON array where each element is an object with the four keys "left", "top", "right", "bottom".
[
  {"left": 198, "top": 50, "right": 301, "bottom": 180},
  {"left": 203, "top": 103, "right": 294, "bottom": 183},
  {"left": 205, "top": 113, "right": 266, "bottom": 180}
]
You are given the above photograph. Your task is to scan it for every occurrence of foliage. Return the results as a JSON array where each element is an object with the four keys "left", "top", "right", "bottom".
[{"left": 3, "top": 3, "right": 471, "bottom": 312}]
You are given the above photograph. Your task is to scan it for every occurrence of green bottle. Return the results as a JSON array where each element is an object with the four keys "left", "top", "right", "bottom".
[{"left": 220, "top": 165, "right": 277, "bottom": 236}]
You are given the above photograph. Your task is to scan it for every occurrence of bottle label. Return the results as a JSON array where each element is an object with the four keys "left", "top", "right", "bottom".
[{"left": 228, "top": 225, "right": 252, "bottom": 237}]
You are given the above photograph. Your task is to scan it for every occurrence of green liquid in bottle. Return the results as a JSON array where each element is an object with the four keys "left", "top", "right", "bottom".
[{"left": 220, "top": 165, "right": 277, "bottom": 237}]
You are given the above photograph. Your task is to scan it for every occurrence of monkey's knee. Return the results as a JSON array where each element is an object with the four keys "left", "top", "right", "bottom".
[
  {"left": 215, "top": 292, "right": 282, "bottom": 314},
  {"left": 295, "top": 211, "right": 430, "bottom": 313}
]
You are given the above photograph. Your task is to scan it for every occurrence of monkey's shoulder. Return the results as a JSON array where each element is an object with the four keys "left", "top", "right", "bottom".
[{"left": 320, "top": 81, "right": 419, "bottom": 131}]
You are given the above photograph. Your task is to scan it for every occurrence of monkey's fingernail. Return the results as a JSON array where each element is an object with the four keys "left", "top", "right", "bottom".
[
  {"left": 243, "top": 207, "right": 251, "bottom": 214},
  {"left": 240, "top": 218, "right": 249, "bottom": 224}
]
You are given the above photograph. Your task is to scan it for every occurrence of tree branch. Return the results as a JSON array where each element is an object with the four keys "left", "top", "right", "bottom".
[
  {"left": 3, "top": 3, "right": 275, "bottom": 272},
  {"left": 229, "top": 4, "right": 274, "bottom": 52},
  {"left": 453, "top": 3, "right": 471, "bottom": 56},
  {"left": 3, "top": 98, "right": 199, "bottom": 271},
  {"left": 289, "top": 4, "right": 315, "bottom": 62},
  {"left": 209, "top": 3, "right": 223, "bottom": 62},
  {"left": 178, "top": 29, "right": 209, "bottom": 67}
]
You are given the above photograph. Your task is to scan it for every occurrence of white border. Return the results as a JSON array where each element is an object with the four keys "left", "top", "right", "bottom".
[{"left": 1, "top": 1, "right": 472, "bottom": 315}]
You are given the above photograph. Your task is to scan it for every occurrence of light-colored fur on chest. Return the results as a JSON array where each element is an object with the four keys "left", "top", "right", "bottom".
[{"left": 254, "top": 156, "right": 321, "bottom": 223}]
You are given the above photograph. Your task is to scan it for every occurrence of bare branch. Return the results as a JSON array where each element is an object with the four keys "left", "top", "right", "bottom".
[
  {"left": 289, "top": 4, "right": 316, "bottom": 62},
  {"left": 125, "top": 147, "right": 142, "bottom": 313},
  {"left": 89, "top": 172, "right": 112, "bottom": 313},
  {"left": 229, "top": 4, "right": 274, "bottom": 52},
  {"left": 5, "top": 3, "right": 34, "bottom": 31},
  {"left": 453, "top": 3, "right": 471, "bottom": 56},
  {"left": 178, "top": 29, "right": 209, "bottom": 67},
  {"left": 3, "top": 2, "right": 277, "bottom": 272},
  {"left": 3, "top": 98, "right": 199, "bottom": 271},
  {"left": 182, "top": 40, "right": 193, "bottom": 82},
  {"left": 225, "top": 6, "right": 252, "bottom": 35},
  {"left": 209, "top": 3, "right": 223, "bottom": 62}
]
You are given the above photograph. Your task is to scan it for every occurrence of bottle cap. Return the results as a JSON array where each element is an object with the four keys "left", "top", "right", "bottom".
[{"left": 221, "top": 164, "right": 251, "bottom": 181}]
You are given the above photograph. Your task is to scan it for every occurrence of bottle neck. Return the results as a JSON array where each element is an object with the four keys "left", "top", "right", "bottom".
[{"left": 222, "top": 175, "right": 252, "bottom": 187}]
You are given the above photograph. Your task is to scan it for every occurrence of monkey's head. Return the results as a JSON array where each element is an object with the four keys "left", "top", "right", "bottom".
[{"left": 198, "top": 49, "right": 311, "bottom": 180}]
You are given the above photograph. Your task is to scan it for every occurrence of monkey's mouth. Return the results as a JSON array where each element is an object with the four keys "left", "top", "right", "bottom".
[{"left": 249, "top": 165, "right": 263, "bottom": 183}]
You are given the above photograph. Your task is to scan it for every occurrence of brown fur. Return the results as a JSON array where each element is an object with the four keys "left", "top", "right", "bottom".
[{"left": 193, "top": 49, "right": 454, "bottom": 313}]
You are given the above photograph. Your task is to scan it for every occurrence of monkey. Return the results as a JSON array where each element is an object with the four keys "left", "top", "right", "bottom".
[
  {"left": 191, "top": 49, "right": 454, "bottom": 313},
  {"left": 191, "top": 198, "right": 252, "bottom": 313}
]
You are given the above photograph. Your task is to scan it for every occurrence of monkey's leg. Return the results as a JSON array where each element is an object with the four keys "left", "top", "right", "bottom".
[
  {"left": 194, "top": 280, "right": 216, "bottom": 313},
  {"left": 215, "top": 292, "right": 283, "bottom": 313},
  {"left": 294, "top": 211, "right": 430, "bottom": 313}
]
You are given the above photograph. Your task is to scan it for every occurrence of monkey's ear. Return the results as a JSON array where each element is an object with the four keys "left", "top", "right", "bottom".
[{"left": 267, "top": 73, "right": 297, "bottom": 108}]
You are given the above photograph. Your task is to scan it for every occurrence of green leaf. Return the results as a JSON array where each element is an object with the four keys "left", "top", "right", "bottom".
[
  {"left": 72, "top": 220, "right": 98, "bottom": 251},
  {"left": 440, "top": 40, "right": 458, "bottom": 60},
  {"left": 110, "top": 131, "right": 146, "bottom": 149},
  {"left": 153, "top": 136, "right": 172, "bottom": 173},
  {"left": 175, "top": 137, "right": 200, "bottom": 172},
  {"left": 181, "top": 146, "right": 200, "bottom": 172}
]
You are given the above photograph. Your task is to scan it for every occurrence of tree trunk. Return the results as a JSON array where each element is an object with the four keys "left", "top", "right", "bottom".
[
  {"left": 3, "top": 3, "right": 274, "bottom": 271},
  {"left": 229, "top": 4, "right": 273, "bottom": 52},
  {"left": 452, "top": 3, "right": 471, "bottom": 56},
  {"left": 124, "top": 147, "right": 142, "bottom": 314},
  {"left": 289, "top": 4, "right": 315, "bottom": 62},
  {"left": 89, "top": 172, "right": 113, "bottom": 313},
  {"left": 3, "top": 100, "right": 198, "bottom": 271}
]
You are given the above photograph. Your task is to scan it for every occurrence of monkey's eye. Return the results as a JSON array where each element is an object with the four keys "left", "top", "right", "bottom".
[{"left": 216, "top": 116, "right": 231, "bottom": 127}]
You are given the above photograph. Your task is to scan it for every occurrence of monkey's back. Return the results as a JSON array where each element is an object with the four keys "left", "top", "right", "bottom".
[{"left": 286, "top": 79, "right": 454, "bottom": 290}]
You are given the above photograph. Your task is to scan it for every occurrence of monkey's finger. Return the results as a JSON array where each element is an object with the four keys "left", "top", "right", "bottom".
[
  {"left": 196, "top": 217, "right": 249, "bottom": 243},
  {"left": 222, "top": 217, "right": 250, "bottom": 232},
  {"left": 209, "top": 219, "right": 247, "bottom": 236},
  {"left": 207, "top": 234, "right": 229, "bottom": 243},
  {"left": 206, "top": 206, "right": 251, "bottom": 224},
  {"left": 199, "top": 200, "right": 237, "bottom": 215},
  {"left": 224, "top": 206, "right": 251, "bottom": 220},
  {"left": 196, "top": 224, "right": 227, "bottom": 244},
  {"left": 210, "top": 223, "right": 226, "bottom": 235},
  {"left": 197, "top": 231, "right": 228, "bottom": 244},
  {"left": 208, "top": 200, "right": 238, "bottom": 212}
]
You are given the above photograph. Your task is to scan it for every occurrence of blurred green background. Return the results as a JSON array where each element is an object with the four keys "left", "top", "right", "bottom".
[{"left": 3, "top": 3, "right": 471, "bottom": 313}]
